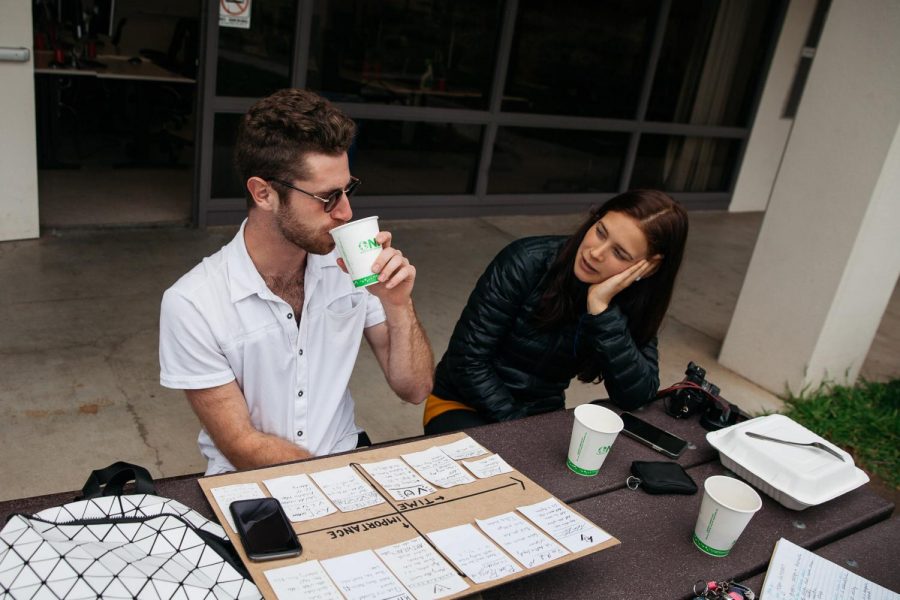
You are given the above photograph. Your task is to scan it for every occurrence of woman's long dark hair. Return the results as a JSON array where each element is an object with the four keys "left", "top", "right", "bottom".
[{"left": 532, "top": 189, "right": 688, "bottom": 383}]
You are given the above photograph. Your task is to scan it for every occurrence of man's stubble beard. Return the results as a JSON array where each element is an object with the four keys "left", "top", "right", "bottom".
[{"left": 274, "top": 201, "right": 336, "bottom": 255}]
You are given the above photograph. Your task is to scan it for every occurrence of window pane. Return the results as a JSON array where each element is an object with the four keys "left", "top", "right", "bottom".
[
  {"left": 488, "top": 128, "right": 628, "bottom": 194},
  {"left": 308, "top": 0, "right": 502, "bottom": 110},
  {"left": 629, "top": 135, "right": 741, "bottom": 192},
  {"left": 211, "top": 113, "right": 243, "bottom": 198},
  {"left": 502, "top": 0, "right": 657, "bottom": 118},
  {"left": 351, "top": 120, "right": 483, "bottom": 195},
  {"left": 216, "top": 1, "right": 298, "bottom": 97},
  {"left": 646, "top": 0, "right": 780, "bottom": 126}
]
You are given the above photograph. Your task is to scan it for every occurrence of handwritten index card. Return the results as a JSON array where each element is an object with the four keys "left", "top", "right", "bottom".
[
  {"left": 263, "top": 474, "right": 337, "bottom": 522},
  {"left": 476, "top": 512, "right": 569, "bottom": 568},
  {"left": 375, "top": 536, "right": 469, "bottom": 600},
  {"left": 264, "top": 560, "right": 344, "bottom": 600},
  {"left": 321, "top": 549, "right": 413, "bottom": 600},
  {"left": 310, "top": 466, "right": 386, "bottom": 513},
  {"left": 427, "top": 523, "right": 522, "bottom": 584},
  {"left": 210, "top": 483, "right": 266, "bottom": 533},
  {"left": 361, "top": 458, "right": 437, "bottom": 501},
  {"left": 462, "top": 454, "right": 514, "bottom": 479},
  {"left": 401, "top": 447, "right": 475, "bottom": 489},
  {"left": 438, "top": 437, "right": 489, "bottom": 460},
  {"left": 761, "top": 538, "right": 900, "bottom": 600},
  {"left": 517, "top": 497, "right": 611, "bottom": 553}
]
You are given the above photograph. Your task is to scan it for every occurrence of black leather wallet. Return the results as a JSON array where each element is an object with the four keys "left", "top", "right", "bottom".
[{"left": 629, "top": 461, "right": 698, "bottom": 495}]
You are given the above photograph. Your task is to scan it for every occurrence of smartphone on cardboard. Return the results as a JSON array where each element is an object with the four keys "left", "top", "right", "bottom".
[
  {"left": 620, "top": 412, "right": 688, "bottom": 459},
  {"left": 229, "top": 498, "right": 302, "bottom": 561}
]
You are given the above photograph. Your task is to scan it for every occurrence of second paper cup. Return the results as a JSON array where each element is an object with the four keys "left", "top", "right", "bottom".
[
  {"left": 566, "top": 404, "right": 624, "bottom": 476},
  {"left": 692, "top": 475, "right": 762, "bottom": 557}
]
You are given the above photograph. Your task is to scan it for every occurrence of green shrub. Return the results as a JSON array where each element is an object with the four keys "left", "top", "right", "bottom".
[{"left": 781, "top": 379, "right": 899, "bottom": 489}]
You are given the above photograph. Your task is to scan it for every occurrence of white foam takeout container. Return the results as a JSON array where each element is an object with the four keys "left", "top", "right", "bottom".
[{"left": 706, "top": 414, "right": 868, "bottom": 511}]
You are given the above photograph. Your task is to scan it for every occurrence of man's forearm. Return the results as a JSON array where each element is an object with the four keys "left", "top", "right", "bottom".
[
  {"left": 221, "top": 430, "right": 313, "bottom": 470},
  {"left": 382, "top": 300, "right": 434, "bottom": 403}
]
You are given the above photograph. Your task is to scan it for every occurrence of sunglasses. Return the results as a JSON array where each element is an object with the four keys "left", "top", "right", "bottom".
[{"left": 268, "top": 176, "right": 361, "bottom": 213}]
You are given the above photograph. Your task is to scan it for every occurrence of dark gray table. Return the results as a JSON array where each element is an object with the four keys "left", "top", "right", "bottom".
[{"left": 1, "top": 402, "right": 895, "bottom": 599}]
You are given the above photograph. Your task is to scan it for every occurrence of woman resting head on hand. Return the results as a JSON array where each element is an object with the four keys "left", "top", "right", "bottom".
[{"left": 424, "top": 189, "right": 689, "bottom": 435}]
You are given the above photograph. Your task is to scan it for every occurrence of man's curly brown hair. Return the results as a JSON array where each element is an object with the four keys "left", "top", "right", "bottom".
[{"left": 234, "top": 89, "right": 357, "bottom": 208}]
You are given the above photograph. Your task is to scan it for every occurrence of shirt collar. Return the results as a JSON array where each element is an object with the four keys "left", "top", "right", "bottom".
[{"left": 226, "top": 219, "right": 339, "bottom": 304}]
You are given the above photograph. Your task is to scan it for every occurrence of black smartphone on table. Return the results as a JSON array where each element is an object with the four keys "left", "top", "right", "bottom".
[
  {"left": 620, "top": 412, "right": 688, "bottom": 458},
  {"left": 229, "top": 498, "right": 302, "bottom": 561}
]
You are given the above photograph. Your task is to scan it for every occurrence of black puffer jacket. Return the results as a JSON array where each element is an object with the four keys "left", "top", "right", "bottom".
[{"left": 432, "top": 236, "right": 659, "bottom": 421}]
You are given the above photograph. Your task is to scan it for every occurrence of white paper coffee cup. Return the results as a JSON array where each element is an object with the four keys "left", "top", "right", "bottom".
[
  {"left": 566, "top": 404, "right": 624, "bottom": 476},
  {"left": 330, "top": 216, "right": 382, "bottom": 287},
  {"left": 692, "top": 475, "right": 762, "bottom": 557}
]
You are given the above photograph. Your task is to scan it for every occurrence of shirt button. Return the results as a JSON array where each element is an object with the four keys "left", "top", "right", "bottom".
[
  {"left": 296, "top": 430, "right": 303, "bottom": 437},
  {"left": 286, "top": 313, "right": 293, "bottom": 319},
  {"left": 298, "top": 349, "right": 304, "bottom": 356},
  {"left": 297, "top": 390, "right": 304, "bottom": 397}
]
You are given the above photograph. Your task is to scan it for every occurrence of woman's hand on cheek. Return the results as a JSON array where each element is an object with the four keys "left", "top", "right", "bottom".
[{"left": 586, "top": 259, "right": 654, "bottom": 314}]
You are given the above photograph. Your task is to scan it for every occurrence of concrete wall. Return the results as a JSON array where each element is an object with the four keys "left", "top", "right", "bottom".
[
  {"left": 729, "top": 0, "right": 817, "bottom": 213},
  {"left": 0, "top": 0, "right": 40, "bottom": 242},
  {"left": 720, "top": 0, "right": 900, "bottom": 394}
]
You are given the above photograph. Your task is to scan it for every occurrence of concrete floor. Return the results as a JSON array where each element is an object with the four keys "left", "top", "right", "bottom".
[{"left": 1, "top": 211, "right": 897, "bottom": 501}]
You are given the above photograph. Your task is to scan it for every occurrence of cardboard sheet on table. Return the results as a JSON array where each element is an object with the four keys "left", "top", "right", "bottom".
[{"left": 199, "top": 431, "right": 619, "bottom": 600}]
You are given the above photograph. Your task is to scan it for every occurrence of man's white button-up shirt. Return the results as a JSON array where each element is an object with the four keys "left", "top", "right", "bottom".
[{"left": 159, "top": 220, "right": 386, "bottom": 475}]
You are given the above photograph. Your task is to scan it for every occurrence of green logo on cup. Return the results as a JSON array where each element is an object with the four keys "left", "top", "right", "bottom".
[
  {"left": 596, "top": 445, "right": 612, "bottom": 455},
  {"left": 358, "top": 238, "right": 381, "bottom": 252}
]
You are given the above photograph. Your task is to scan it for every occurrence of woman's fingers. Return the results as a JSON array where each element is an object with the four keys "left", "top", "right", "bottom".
[{"left": 615, "top": 259, "right": 648, "bottom": 287}]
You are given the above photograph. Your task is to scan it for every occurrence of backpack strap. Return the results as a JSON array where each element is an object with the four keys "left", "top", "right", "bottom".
[{"left": 81, "top": 461, "right": 157, "bottom": 498}]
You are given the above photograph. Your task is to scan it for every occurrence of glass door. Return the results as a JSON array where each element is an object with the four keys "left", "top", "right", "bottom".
[{"left": 195, "top": 0, "right": 304, "bottom": 226}]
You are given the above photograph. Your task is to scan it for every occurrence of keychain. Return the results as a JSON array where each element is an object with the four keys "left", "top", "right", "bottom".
[{"left": 692, "top": 579, "right": 756, "bottom": 600}]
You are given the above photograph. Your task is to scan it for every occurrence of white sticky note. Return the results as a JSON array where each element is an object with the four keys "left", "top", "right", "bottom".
[
  {"left": 476, "top": 512, "right": 569, "bottom": 568},
  {"left": 401, "top": 447, "right": 475, "bottom": 488},
  {"left": 438, "top": 437, "right": 489, "bottom": 460},
  {"left": 427, "top": 523, "right": 522, "bottom": 584},
  {"left": 461, "top": 454, "right": 514, "bottom": 479},
  {"left": 361, "top": 458, "right": 437, "bottom": 501},
  {"left": 310, "top": 466, "right": 386, "bottom": 513},
  {"left": 263, "top": 474, "right": 337, "bottom": 522},
  {"left": 517, "top": 497, "right": 611, "bottom": 553},
  {"left": 264, "top": 560, "right": 343, "bottom": 600},
  {"left": 209, "top": 483, "right": 266, "bottom": 532},
  {"left": 375, "top": 537, "right": 469, "bottom": 600},
  {"left": 321, "top": 549, "right": 413, "bottom": 600}
]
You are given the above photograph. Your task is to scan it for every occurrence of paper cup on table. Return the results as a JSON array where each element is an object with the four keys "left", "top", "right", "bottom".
[
  {"left": 330, "top": 216, "right": 382, "bottom": 287},
  {"left": 692, "top": 475, "right": 762, "bottom": 557},
  {"left": 566, "top": 404, "right": 624, "bottom": 476}
]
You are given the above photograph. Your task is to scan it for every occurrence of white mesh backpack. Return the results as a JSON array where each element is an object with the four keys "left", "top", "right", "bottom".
[{"left": 0, "top": 462, "right": 260, "bottom": 599}]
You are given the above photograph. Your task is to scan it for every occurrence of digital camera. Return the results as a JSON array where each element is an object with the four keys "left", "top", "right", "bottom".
[{"left": 659, "top": 362, "right": 748, "bottom": 431}]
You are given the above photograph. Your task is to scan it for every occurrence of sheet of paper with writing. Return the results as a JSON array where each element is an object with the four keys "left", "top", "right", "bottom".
[
  {"left": 438, "top": 436, "right": 489, "bottom": 460},
  {"left": 360, "top": 458, "right": 437, "bottom": 500},
  {"left": 760, "top": 538, "right": 899, "bottom": 600},
  {"left": 321, "top": 549, "right": 413, "bottom": 600},
  {"left": 401, "top": 447, "right": 475, "bottom": 488},
  {"left": 375, "top": 536, "right": 469, "bottom": 600},
  {"left": 476, "top": 512, "right": 569, "bottom": 568},
  {"left": 310, "top": 465, "right": 386, "bottom": 513},
  {"left": 517, "top": 497, "right": 611, "bottom": 552},
  {"left": 263, "top": 473, "right": 337, "bottom": 522},
  {"left": 264, "top": 560, "right": 343, "bottom": 600},
  {"left": 209, "top": 482, "right": 266, "bottom": 532},
  {"left": 427, "top": 523, "right": 523, "bottom": 584},
  {"left": 462, "top": 454, "right": 514, "bottom": 479}
]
